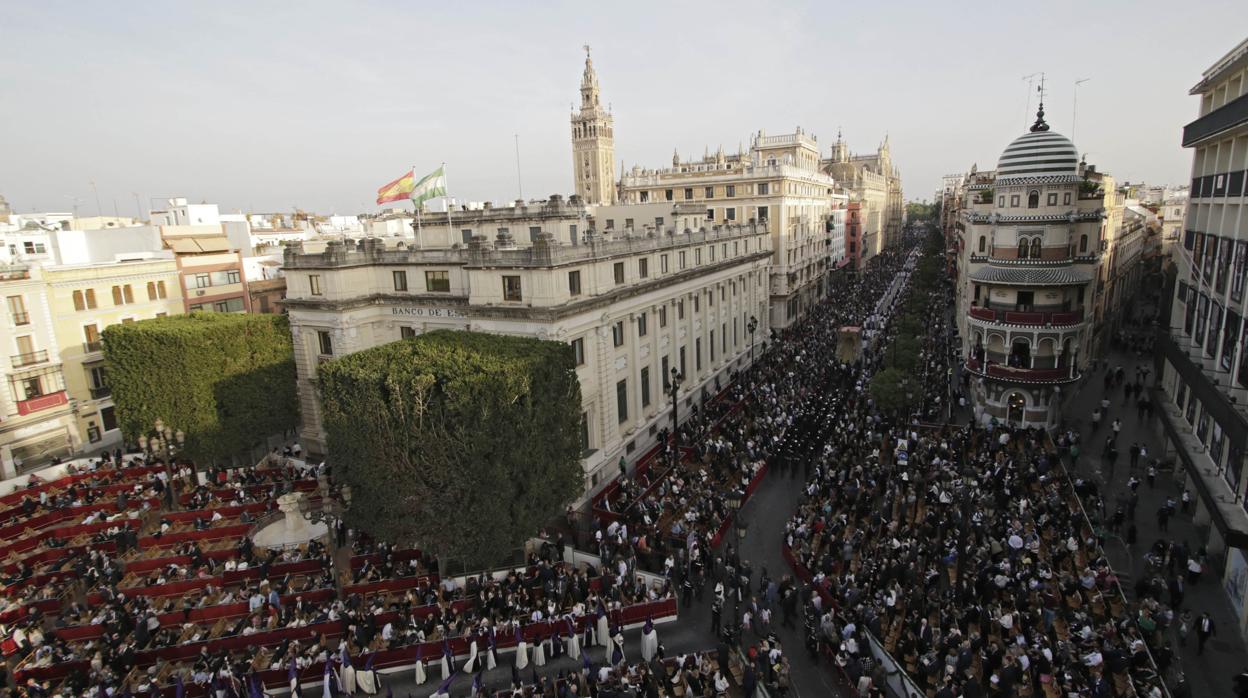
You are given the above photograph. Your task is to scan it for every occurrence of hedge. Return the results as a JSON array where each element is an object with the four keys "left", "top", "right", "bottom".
[
  {"left": 317, "top": 330, "right": 584, "bottom": 569},
  {"left": 102, "top": 313, "right": 299, "bottom": 463}
]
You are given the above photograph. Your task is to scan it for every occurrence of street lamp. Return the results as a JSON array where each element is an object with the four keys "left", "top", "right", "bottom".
[
  {"left": 747, "top": 315, "right": 758, "bottom": 365},
  {"left": 141, "top": 418, "right": 185, "bottom": 508},
  {"left": 668, "top": 368, "right": 683, "bottom": 463}
]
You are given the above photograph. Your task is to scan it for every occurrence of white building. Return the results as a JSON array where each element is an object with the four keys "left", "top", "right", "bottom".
[{"left": 283, "top": 210, "right": 772, "bottom": 494}]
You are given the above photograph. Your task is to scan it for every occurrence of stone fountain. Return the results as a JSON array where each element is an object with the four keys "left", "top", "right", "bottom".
[{"left": 250, "top": 490, "right": 328, "bottom": 549}]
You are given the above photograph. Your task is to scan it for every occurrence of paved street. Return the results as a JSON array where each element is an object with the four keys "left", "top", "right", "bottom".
[{"left": 1068, "top": 348, "right": 1248, "bottom": 697}]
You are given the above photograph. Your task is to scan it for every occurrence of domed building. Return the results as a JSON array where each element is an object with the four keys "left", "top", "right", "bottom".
[{"left": 955, "top": 104, "right": 1118, "bottom": 427}]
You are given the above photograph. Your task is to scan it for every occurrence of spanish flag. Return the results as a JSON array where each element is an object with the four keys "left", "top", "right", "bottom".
[{"left": 376, "top": 169, "right": 415, "bottom": 205}]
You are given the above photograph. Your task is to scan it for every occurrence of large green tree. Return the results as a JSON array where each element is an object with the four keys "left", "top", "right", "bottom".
[
  {"left": 103, "top": 313, "right": 299, "bottom": 463},
  {"left": 317, "top": 330, "right": 584, "bottom": 569}
]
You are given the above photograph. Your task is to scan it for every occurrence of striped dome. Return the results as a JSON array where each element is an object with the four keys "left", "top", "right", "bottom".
[{"left": 996, "top": 130, "right": 1080, "bottom": 181}]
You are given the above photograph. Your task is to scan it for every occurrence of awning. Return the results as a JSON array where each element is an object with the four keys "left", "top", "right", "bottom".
[{"left": 969, "top": 265, "right": 1093, "bottom": 286}]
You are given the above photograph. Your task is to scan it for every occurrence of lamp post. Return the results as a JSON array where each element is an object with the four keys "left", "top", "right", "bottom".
[
  {"left": 139, "top": 417, "right": 185, "bottom": 509},
  {"left": 747, "top": 315, "right": 758, "bottom": 365},
  {"left": 668, "top": 369, "right": 684, "bottom": 464}
]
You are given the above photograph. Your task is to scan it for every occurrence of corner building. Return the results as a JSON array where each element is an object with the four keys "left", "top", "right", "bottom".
[
  {"left": 283, "top": 221, "right": 771, "bottom": 495},
  {"left": 956, "top": 106, "right": 1110, "bottom": 427}
]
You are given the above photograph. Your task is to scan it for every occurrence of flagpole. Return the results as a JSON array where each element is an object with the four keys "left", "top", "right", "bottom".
[
  {"left": 413, "top": 164, "right": 422, "bottom": 250},
  {"left": 442, "top": 161, "right": 452, "bottom": 246}
]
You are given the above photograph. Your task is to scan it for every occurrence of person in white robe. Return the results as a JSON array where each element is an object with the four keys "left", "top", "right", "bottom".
[
  {"left": 595, "top": 603, "right": 610, "bottom": 648},
  {"left": 413, "top": 643, "right": 427, "bottom": 685},
  {"left": 355, "top": 654, "right": 379, "bottom": 695},
  {"left": 461, "top": 635, "right": 478, "bottom": 674},
  {"left": 514, "top": 627, "right": 529, "bottom": 671},
  {"left": 639, "top": 618, "right": 658, "bottom": 662},
  {"left": 564, "top": 618, "right": 580, "bottom": 660},
  {"left": 533, "top": 625, "right": 547, "bottom": 667}
]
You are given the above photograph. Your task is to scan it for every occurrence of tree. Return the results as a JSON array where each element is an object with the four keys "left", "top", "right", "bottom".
[
  {"left": 103, "top": 313, "right": 299, "bottom": 464},
  {"left": 317, "top": 330, "right": 584, "bottom": 570},
  {"left": 869, "top": 368, "right": 911, "bottom": 415}
]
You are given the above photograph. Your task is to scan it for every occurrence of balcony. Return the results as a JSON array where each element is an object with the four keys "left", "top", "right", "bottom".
[
  {"left": 967, "top": 306, "right": 1084, "bottom": 327},
  {"left": 966, "top": 357, "right": 1079, "bottom": 384},
  {"left": 89, "top": 386, "right": 111, "bottom": 399},
  {"left": 83, "top": 340, "right": 104, "bottom": 354},
  {"left": 11, "top": 350, "right": 49, "bottom": 368},
  {"left": 1182, "top": 91, "right": 1248, "bottom": 147},
  {"left": 0, "top": 265, "right": 30, "bottom": 281},
  {"left": 16, "top": 391, "right": 68, "bottom": 416},
  {"left": 11, "top": 312, "right": 29, "bottom": 325}
]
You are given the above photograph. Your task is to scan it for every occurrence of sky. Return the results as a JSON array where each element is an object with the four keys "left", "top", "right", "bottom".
[{"left": 2, "top": 1, "right": 1243, "bottom": 216}]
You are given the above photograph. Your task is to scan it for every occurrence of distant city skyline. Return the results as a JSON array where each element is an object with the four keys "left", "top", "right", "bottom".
[{"left": 1, "top": 1, "right": 1241, "bottom": 215}]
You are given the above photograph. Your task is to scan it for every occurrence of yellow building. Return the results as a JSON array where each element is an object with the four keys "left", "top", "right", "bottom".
[{"left": 43, "top": 258, "right": 184, "bottom": 456}]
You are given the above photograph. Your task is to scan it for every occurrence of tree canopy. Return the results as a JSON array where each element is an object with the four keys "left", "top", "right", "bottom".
[
  {"left": 317, "top": 330, "right": 584, "bottom": 569},
  {"left": 102, "top": 313, "right": 299, "bottom": 464}
]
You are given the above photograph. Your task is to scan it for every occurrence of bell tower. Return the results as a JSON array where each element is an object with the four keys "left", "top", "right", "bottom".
[{"left": 571, "top": 45, "right": 616, "bottom": 205}]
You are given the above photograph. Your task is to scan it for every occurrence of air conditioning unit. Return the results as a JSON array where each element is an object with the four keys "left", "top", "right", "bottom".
[{"left": 196, "top": 290, "right": 206, "bottom": 296}]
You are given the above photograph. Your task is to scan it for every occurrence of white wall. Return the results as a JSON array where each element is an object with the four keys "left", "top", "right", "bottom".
[{"left": 51, "top": 227, "right": 166, "bottom": 265}]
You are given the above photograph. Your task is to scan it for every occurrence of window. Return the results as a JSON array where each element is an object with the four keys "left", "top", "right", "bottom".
[
  {"left": 101, "top": 406, "right": 117, "bottom": 432},
  {"left": 569, "top": 225, "right": 577, "bottom": 244},
  {"left": 693, "top": 295, "right": 700, "bottom": 313},
  {"left": 568, "top": 270, "right": 582, "bottom": 296},
  {"left": 726, "top": 185, "right": 736, "bottom": 198},
  {"left": 425, "top": 271, "right": 450, "bottom": 293},
  {"left": 998, "top": 196, "right": 1005, "bottom": 207},
  {"left": 401, "top": 326, "right": 417, "bottom": 339},
  {"left": 580, "top": 412, "right": 590, "bottom": 452},
  {"left": 392, "top": 270, "right": 408, "bottom": 291},
  {"left": 20, "top": 376, "right": 43, "bottom": 400},
  {"left": 213, "top": 298, "right": 245, "bottom": 312},
  {"left": 684, "top": 188, "right": 693, "bottom": 200},
  {"left": 614, "top": 262, "right": 625, "bottom": 285},
  {"left": 758, "top": 182, "right": 769, "bottom": 195},
  {"left": 502, "top": 275, "right": 522, "bottom": 301},
  {"left": 1027, "top": 190, "right": 1039, "bottom": 208},
  {"left": 226, "top": 270, "right": 240, "bottom": 284},
  {"left": 679, "top": 346, "right": 686, "bottom": 376},
  {"left": 605, "top": 219, "right": 615, "bottom": 230},
  {"left": 639, "top": 258, "right": 649, "bottom": 278},
  {"left": 147, "top": 282, "right": 158, "bottom": 300},
  {"left": 661, "top": 254, "right": 669, "bottom": 273},
  {"left": 638, "top": 313, "right": 648, "bottom": 337},
  {"left": 1010, "top": 194, "right": 1020, "bottom": 207},
  {"left": 1047, "top": 193, "right": 1058, "bottom": 206},
  {"left": 705, "top": 186, "right": 714, "bottom": 199},
  {"left": 695, "top": 249, "right": 702, "bottom": 265},
  {"left": 1017, "top": 238, "right": 1029, "bottom": 258},
  {"left": 22, "top": 241, "right": 46, "bottom": 254},
  {"left": 662, "top": 356, "right": 670, "bottom": 388},
  {"left": 612, "top": 320, "right": 625, "bottom": 347},
  {"left": 639, "top": 192, "right": 649, "bottom": 203},
  {"left": 309, "top": 275, "right": 322, "bottom": 295},
  {"left": 1030, "top": 238, "right": 1041, "bottom": 259},
  {"left": 978, "top": 236, "right": 986, "bottom": 253},
  {"left": 679, "top": 252, "right": 687, "bottom": 269},
  {"left": 1063, "top": 192, "right": 1071, "bottom": 205},
  {"left": 640, "top": 367, "right": 651, "bottom": 407},
  {"left": 710, "top": 330, "right": 716, "bottom": 361},
  {"left": 189, "top": 304, "right": 204, "bottom": 311},
  {"left": 123, "top": 285, "right": 134, "bottom": 303},
  {"left": 529, "top": 226, "right": 541, "bottom": 238},
  {"left": 659, "top": 306, "right": 668, "bottom": 328},
  {"left": 624, "top": 219, "right": 634, "bottom": 230},
  {"left": 706, "top": 208, "right": 715, "bottom": 221},
  {"left": 758, "top": 206, "right": 768, "bottom": 221},
  {"left": 696, "top": 338, "right": 703, "bottom": 371},
  {"left": 462, "top": 229, "right": 474, "bottom": 244},
  {"left": 616, "top": 380, "right": 629, "bottom": 423},
  {"left": 7, "top": 296, "right": 27, "bottom": 325},
  {"left": 317, "top": 330, "right": 333, "bottom": 356},
  {"left": 664, "top": 189, "right": 673, "bottom": 201},
  {"left": 111, "top": 286, "right": 123, "bottom": 304},
  {"left": 1079, "top": 235, "right": 1088, "bottom": 253},
  {"left": 726, "top": 208, "right": 736, "bottom": 221},
  {"left": 73, "top": 290, "right": 85, "bottom": 311},
  {"left": 677, "top": 300, "right": 685, "bottom": 320},
  {"left": 571, "top": 338, "right": 585, "bottom": 365},
  {"left": 195, "top": 274, "right": 211, "bottom": 289}
]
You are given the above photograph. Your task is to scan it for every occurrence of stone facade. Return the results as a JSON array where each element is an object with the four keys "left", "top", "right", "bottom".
[{"left": 571, "top": 47, "right": 616, "bottom": 206}]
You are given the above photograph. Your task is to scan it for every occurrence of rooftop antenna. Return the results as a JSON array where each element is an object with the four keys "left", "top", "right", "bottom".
[
  {"left": 1021, "top": 73, "right": 1042, "bottom": 129},
  {"left": 89, "top": 179, "right": 103, "bottom": 218},
  {"left": 1072, "top": 78, "right": 1090, "bottom": 143}
]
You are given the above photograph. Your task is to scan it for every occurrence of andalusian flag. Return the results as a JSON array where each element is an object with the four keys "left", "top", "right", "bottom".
[
  {"left": 409, "top": 166, "right": 448, "bottom": 207},
  {"left": 376, "top": 170, "right": 415, "bottom": 205}
]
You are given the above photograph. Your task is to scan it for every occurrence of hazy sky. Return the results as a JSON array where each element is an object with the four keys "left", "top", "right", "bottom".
[{"left": 3, "top": 1, "right": 1243, "bottom": 216}]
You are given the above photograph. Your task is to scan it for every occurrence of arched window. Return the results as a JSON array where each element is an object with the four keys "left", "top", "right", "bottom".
[
  {"left": 1017, "top": 238, "right": 1028, "bottom": 258},
  {"left": 1079, "top": 234, "right": 1088, "bottom": 253},
  {"left": 1030, "top": 238, "right": 1042, "bottom": 259},
  {"left": 978, "top": 236, "right": 986, "bottom": 253},
  {"left": 1028, "top": 190, "right": 1040, "bottom": 208}
]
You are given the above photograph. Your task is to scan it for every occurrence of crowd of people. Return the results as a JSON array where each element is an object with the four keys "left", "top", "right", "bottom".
[{"left": 774, "top": 242, "right": 1171, "bottom": 696}]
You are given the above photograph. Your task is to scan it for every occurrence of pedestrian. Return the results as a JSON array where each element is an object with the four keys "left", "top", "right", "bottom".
[
  {"left": 1196, "top": 612, "right": 1216, "bottom": 655},
  {"left": 1158, "top": 506, "right": 1170, "bottom": 533},
  {"left": 1111, "top": 419, "right": 1122, "bottom": 441},
  {"left": 1187, "top": 556, "right": 1204, "bottom": 585},
  {"left": 711, "top": 598, "right": 722, "bottom": 635},
  {"left": 1129, "top": 443, "right": 1140, "bottom": 469},
  {"left": 1147, "top": 463, "right": 1157, "bottom": 488},
  {"left": 1181, "top": 489, "right": 1192, "bottom": 515},
  {"left": 1177, "top": 609, "right": 1192, "bottom": 647}
]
